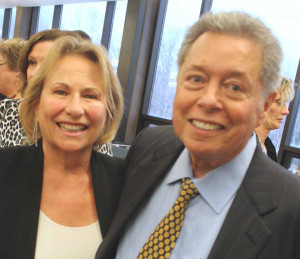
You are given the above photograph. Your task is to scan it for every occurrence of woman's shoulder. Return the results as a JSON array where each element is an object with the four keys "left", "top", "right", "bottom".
[
  {"left": 0, "top": 98, "right": 21, "bottom": 118},
  {"left": 0, "top": 98, "right": 21, "bottom": 109},
  {"left": 0, "top": 145, "right": 35, "bottom": 160},
  {"left": 0, "top": 145, "right": 37, "bottom": 181}
]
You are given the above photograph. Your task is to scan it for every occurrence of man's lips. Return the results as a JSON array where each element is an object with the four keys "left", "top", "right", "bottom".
[{"left": 190, "top": 119, "right": 224, "bottom": 131}]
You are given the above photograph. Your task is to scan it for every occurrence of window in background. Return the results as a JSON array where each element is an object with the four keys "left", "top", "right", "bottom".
[
  {"left": 286, "top": 156, "right": 300, "bottom": 175},
  {"left": 37, "top": 5, "right": 55, "bottom": 32},
  {"left": 8, "top": 8, "right": 16, "bottom": 38},
  {"left": 60, "top": 1, "right": 107, "bottom": 44},
  {"left": 147, "top": 0, "right": 202, "bottom": 119},
  {"left": 109, "top": 0, "right": 128, "bottom": 72},
  {"left": 211, "top": 0, "right": 300, "bottom": 151},
  {"left": 0, "top": 9, "right": 4, "bottom": 38},
  {"left": 290, "top": 100, "right": 300, "bottom": 148}
]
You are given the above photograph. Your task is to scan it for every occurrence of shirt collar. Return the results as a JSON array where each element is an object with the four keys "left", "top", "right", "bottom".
[{"left": 166, "top": 134, "right": 257, "bottom": 214}]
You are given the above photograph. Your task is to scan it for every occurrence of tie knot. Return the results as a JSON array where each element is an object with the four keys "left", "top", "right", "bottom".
[{"left": 179, "top": 178, "right": 199, "bottom": 202}]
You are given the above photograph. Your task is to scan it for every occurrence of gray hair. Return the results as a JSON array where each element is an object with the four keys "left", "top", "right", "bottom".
[{"left": 178, "top": 11, "right": 282, "bottom": 98}]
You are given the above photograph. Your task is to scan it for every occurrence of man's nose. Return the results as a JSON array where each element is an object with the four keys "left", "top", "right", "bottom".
[{"left": 196, "top": 82, "right": 223, "bottom": 111}]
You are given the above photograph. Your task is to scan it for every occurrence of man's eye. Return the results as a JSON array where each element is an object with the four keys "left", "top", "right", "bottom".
[
  {"left": 192, "top": 76, "right": 202, "bottom": 83},
  {"left": 230, "top": 84, "right": 241, "bottom": 91}
]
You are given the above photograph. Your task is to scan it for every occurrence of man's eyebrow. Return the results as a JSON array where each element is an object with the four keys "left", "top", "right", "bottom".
[{"left": 190, "top": 65, "right": 248, "bottom": 78}]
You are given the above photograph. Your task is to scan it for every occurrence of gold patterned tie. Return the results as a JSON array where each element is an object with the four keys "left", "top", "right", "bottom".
[{"left": 137, "top": 178, "right": 199, "bottom": 259}]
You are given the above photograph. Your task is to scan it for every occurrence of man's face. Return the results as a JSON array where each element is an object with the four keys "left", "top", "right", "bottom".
[{"left": 173, "top": 32, "right": 273, "bottom": 170}]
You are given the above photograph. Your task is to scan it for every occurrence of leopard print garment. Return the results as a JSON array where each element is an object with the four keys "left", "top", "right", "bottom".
[{"left": 0, "top": 98, "right": 113, "bottom": 156}]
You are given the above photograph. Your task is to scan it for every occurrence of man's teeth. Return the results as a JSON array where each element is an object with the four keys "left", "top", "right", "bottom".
[
  {"left": 59, "top": 123, "right": 86, "bottom": 132},
  {"left": 192, "top": 120, "right": 222, "bottom": 130}
]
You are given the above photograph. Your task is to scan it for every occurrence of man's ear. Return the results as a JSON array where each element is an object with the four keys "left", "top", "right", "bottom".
[{"left": 256, "top": 91, "right": 277, "bottom": 127}]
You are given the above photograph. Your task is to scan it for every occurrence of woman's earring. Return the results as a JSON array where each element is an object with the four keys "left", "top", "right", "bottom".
[{"left": 32, "top": 120, "right": 38, "bottom": 147}]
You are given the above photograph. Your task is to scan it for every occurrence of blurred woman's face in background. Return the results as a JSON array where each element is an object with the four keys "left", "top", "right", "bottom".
[
  {"left": 26, "top": 41, "right": 54, "bottom": 82},
  {"left": 264, "top": 93, "right": 289, "bottom": 130},
  {"left": 0, "top": 53, "right": 20, "bottom": 97}
]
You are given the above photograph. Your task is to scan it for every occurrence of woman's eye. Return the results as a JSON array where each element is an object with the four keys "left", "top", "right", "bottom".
[
  {"left": 84, "top": 94, "right": 97, "bottom": 99},
  {"left": 54, "top": 90, "right": 67, "bottom": 95},
  {"left": 28, "top": 59, "right": 37, "bottom": 66}
]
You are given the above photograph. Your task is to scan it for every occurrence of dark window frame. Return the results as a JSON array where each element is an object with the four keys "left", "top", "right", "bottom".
[{"left": 2, "top": 8, "right": 12, "bottom": 39}]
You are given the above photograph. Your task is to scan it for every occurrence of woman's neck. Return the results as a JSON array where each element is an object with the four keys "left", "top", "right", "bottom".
[
  {"left": 42, "top": 143, "right": 92, "bottom": 175},
  {"left": 255, "top": 124, "right": 270, "bottom": 143}
]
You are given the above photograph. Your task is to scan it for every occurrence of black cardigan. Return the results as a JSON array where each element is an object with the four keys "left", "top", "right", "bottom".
[
  {"left": 265, "top": 136, "right": 278, "bottom": 162},
  {"left": 0, "top": 143, "right": 125, "bottom": 259}
]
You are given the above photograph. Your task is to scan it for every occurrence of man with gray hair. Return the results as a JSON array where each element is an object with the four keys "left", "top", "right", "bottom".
[{"left": 96, "top": 11, "right": 300, "bottom": 259}]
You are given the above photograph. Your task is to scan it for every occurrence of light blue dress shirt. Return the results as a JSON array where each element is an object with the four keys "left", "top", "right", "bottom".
[{"left": 116, "top": 135, "right": 257, "bottom": 259}]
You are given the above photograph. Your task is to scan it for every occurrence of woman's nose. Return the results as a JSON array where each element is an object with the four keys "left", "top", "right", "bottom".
[
  {"left": 65, "top": 95, "right": 84, "bottom": 117},
  {"left": 281, "top": 103, "right": 289, "bottom": 116}
]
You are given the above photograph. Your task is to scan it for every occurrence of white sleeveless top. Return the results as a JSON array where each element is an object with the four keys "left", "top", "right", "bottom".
[{"left": 35, "top": 211, "right": 103, "bottom": 259}]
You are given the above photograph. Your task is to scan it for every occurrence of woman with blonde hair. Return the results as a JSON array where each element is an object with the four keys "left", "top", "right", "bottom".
[
  {"left": 255, "top": 77, "right": 294, "bottom": 161},
  {"left": 0, "top": 29, "right": 113, "bottom": 156},
  {"left": 0, "top": 36, "right": 124, "bottom": 258}
]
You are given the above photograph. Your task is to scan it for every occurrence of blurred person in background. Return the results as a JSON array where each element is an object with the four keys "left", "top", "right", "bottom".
[
  {"left": 0, "top": 29, "right": 113, "bottom": 156},
  {"left": 0, "top": 38, "right": 25, "bottom": 100},
  {"left": 255, "top": 77, "right": 294, "bottom": 162},
  {"left": 0, "top": 36, "right": 124, "bottom": 259}
]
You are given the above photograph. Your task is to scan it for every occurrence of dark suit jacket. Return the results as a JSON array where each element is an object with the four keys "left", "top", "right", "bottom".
[
  {"left": 0, "top": 142, "right": 125, "bottom": 259},
  {"left": 96, "top": 125, "right": 300, "bottom": 259}
]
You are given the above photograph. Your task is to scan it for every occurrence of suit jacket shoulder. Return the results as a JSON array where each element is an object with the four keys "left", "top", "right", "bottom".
[
  {"left": 209, "top": 147, "right": 300, "bottom": 259},
  {"left": 126, "top": 125, "right": 182, "bottom": 166}
]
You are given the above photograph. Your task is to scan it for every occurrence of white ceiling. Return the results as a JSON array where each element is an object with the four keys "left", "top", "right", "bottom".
[{"left": 0, "top": 0, "right": 109, "bottom": 8}]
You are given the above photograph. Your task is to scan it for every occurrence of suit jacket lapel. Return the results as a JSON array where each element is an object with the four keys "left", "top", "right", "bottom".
[
  {"left": 91, "top": 153, "right": 122, "bottom": 237},
  {"left": 97, "top": 130, "right": 184, "bottom": 257},
  {"left": 208, "top": 147, "right": 276, "bottom": 259}
]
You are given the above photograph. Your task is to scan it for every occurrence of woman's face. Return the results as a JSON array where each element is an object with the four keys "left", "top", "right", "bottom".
[
  {"left": 27, "top": 40, "right": 54, "bottom": 82},
  {"left": 264, "top": 93, "right": 289, "bottom": 130},
  {"left": 34, "top": 55, "right": 107, "bottom": 154},
  {"left": 0, "top": 53, "right": 20, "bottom": 97}
]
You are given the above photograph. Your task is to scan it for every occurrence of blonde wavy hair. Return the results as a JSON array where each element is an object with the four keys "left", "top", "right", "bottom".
[
  {"left": 277, "top": 77, "right": 294, "bottom": 104},
  {"left": 20, "top": 36, "right": 124, "bottom": 145}
]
